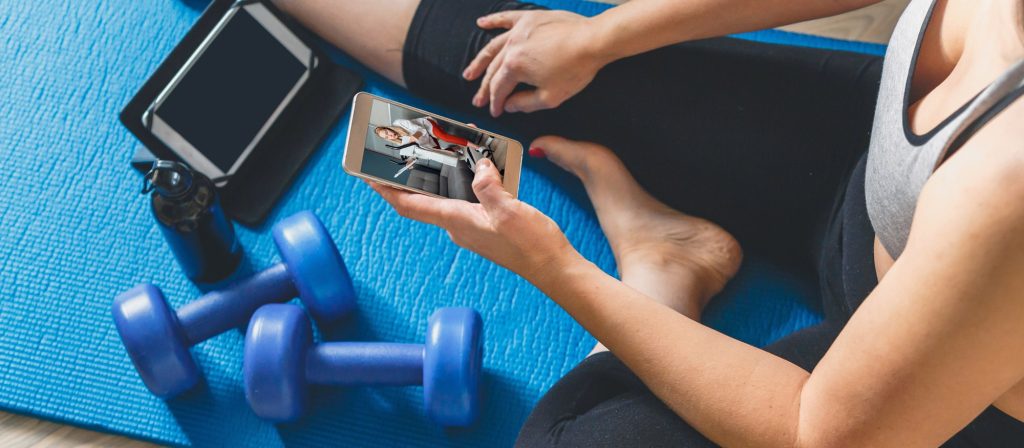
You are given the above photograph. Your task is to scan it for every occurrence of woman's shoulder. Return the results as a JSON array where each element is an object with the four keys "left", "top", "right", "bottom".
[
  {"left": 924, "top": 96, "right": 1024, "bottom": 236},
  {"left": 955, "top": 95, "right": 1023, "bottom": 190}
]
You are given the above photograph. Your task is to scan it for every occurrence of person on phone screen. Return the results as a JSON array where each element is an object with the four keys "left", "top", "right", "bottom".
[
  {"left": 377, "top": 118, "right": 489, "bottom": 152},
  {"left": 374, "top": 119, "right": 481, "bottom": 201}
]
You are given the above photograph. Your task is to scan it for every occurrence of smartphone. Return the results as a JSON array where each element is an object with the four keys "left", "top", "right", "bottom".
[
  {"left": 343, "top": 92, "right": 523, "bottom": 201},
  {"left": 143, "top": 1, "right": 317, "bottom": 185}
]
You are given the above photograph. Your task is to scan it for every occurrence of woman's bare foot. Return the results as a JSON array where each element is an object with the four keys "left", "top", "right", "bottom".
[{"left": 533, "top": 136, "right": 743, "bottom": 321}]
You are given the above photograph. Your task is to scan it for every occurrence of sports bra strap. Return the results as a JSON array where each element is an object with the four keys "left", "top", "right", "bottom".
[{"left": 944, "top": 60, "right": 1024, "bottom": 159}]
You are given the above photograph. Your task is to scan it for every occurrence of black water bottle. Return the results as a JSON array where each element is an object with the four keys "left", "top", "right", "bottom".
[{"left": 143, "top": 160, "right": 242, "bottom": 283}]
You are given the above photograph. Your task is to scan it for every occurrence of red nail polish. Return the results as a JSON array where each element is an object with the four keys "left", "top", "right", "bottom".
[{"left": 528, "top": 147, "right": 546, "bottom": 158}]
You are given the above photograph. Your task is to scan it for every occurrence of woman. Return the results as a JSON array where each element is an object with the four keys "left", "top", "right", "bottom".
[
  {"left": 377, "top": 117, "right": 494, "bottom": 170},
  {"left": 376, "top": 117, "right": 481, "bottom": 152},
  {"left": 375, "top": 122, "right": 462, "bottom": 170},
  {"left": 275, "top": 0, "right": 1024, "bottom": 445}
]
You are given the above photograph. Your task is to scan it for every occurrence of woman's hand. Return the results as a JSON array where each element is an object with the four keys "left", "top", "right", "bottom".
[
  {"left": 368, "top": 158, "right": 578, "bottom": 282},
  {"left": 463, "top": 10, "right": 606, "bottom": 117}
]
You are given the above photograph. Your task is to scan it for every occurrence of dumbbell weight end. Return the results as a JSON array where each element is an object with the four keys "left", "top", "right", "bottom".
[
  {"left": 243, "top": 305, "right": 483, "bottom": 426},
  {"left": 113, "top": 211, "right": 355, "bottom": 399}
]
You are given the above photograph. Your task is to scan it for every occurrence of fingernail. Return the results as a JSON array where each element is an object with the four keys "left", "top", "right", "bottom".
[
  {"left": 479, "top": 158, "right": 492, "bottom": 169},
  {"left": 528, "top": 147, "right": 546, "bottom": 158},
  {"left": 472, "top": 97, "right": 482, "bottom": 107},
  {"left": 463, "top": 68, "right": 471, "bottom": 79},
  {"left": 477, "top": 17, "right": 487, "bottom": 24},
  {"left": 505, "top": 104, "right": 518, "bottom": 113}
]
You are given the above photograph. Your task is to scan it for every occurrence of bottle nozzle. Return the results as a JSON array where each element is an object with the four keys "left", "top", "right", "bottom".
[{"left": 143, "top": 160, "right": 194, "bottom": 199}]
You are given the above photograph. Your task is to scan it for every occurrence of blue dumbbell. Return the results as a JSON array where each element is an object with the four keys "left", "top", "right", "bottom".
[
  {"left": 244, "top": 304, "right": 483, "bottom": 426},
  {"left": 112, "top": 211, "right": 356, "bottom": 398}
]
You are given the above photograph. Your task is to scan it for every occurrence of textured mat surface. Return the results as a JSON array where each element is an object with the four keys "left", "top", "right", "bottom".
[{"left": 0, "top": 0, "right": 884, "bottom": 446}]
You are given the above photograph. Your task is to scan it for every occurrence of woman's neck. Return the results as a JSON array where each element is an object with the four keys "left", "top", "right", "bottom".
[
  {"left": 960, "top": 0, "right": 1024, "bottom": 69},
  {"left": 909, "top": 0, "right": 1024, "bottom": 134}
]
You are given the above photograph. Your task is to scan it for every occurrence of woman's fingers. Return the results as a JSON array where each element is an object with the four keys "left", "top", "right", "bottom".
[
  {"left": 488, "top": 65, "right": 519, "bottom": 117},
  {"left": 472, "top": 159, "right": 513, "bottom": 214},
  {"left": 463, "top": 33, "right": 509, "bottom": 81},
  {"left": 476, "top": 10, "right": 525, "bottom": 30},
  {"left": 504, "top": 88, "right": 554, "bottom": 114},
  {"left": 474, "top": 46, "right": 506, "bottom": 108}
]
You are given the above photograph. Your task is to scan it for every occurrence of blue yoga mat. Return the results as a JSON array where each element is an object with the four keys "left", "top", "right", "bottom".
[{"left": 0, "top": 0, "right": 883, "bottom": 446}]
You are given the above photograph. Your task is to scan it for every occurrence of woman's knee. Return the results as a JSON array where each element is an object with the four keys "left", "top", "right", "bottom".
[{"left": 516, "top": 352, "right": 718, "bottom": 447}]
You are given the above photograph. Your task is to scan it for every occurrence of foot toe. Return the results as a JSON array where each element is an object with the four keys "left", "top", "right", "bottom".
[{"left": 529, "top": 136, "right": 621, "bottom": 181}]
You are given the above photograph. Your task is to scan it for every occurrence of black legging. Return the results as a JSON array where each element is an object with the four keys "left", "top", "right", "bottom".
[{"left": 401, "top": 0, "right": 1024, "bottom": 446}]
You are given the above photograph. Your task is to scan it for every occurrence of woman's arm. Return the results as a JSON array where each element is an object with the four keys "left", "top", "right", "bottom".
[
  {"left": 370, "top": 103, "right": 1024, "bottom": 446},
  {"left": 536, "top": 104, "right": 1024, "bottom": 445},
  {"left": 533, "top": 161, "right": 1024, "bottom": 447},
  {"left": 587, "top": 0, "right": 885, "bottom": 63},
  {"left": 466, "top": 0, "right": 884, "bottom": 116}
]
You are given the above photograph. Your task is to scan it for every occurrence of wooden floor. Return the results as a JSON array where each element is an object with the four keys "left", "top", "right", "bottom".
[
  {"left": 0, "top": 1, "right": 909, "bottom": 446},
  {"left": 779, "top": 0, "right": 910, "bottom": 44},
  {"left": 593, "top": 0, "right": 910, "bottom": 43},
  {"left": 0, "top": 412, "right": 155, "bottom": 448}
]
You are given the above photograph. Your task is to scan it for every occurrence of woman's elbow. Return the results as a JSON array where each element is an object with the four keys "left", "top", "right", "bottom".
[
  {"left": 793, "top": 413, "right": 878, "bottom": 448},
  {"left": 791, "top": 392, "right": 863, "bottom": 448}
]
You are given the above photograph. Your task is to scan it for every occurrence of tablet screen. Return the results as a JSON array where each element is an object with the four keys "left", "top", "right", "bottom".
[{"left": 155, "top": 7, "right": 307, "bottom": 173}]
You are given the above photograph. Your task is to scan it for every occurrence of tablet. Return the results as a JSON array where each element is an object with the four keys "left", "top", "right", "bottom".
[{"left": 143, "top": 1, "right": 315, "bottom": 184}]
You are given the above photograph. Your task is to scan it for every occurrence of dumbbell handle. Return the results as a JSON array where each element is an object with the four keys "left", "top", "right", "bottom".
[
  {"left": 306, "top": 343, "right": 425, "bottom": 386},
  {"left": 176, "top": 263, "right": 295, "bottom": 345}
]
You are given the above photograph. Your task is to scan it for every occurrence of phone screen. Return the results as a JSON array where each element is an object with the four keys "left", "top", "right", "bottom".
[{"left": 360, "top": 98, "right": 513, "bottom": 202}]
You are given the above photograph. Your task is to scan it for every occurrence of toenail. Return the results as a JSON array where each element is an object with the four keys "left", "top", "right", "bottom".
[{"left": 528, "top": 147, "right": 546, "bottom": 158}]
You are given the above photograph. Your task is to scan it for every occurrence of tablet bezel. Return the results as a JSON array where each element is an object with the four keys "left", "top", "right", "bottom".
[{"left": 143, "top": 1, "right": 314, "bottom": 184}]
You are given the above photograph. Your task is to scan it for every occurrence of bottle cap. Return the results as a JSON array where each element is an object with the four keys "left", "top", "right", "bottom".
[{"left": 142, "top": 160, "right": 194, "bottom": 199}]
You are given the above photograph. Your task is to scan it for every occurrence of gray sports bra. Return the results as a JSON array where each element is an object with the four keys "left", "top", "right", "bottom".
[{"left": 865, "top": 0, "right": 1024, "bottom": 259}]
